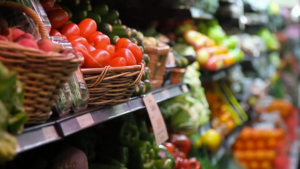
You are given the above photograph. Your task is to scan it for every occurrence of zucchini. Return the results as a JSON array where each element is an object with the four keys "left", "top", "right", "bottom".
[
  {"left": 109, "top": 35, "right": 120, "bottom": 45},
  {"left": 133, "top": 81, "right": 145, "bottom": 96},
  {"left": 112, "top": 19, "right": 122, "bottom": 25},
  {"left": 136, "top": 31, "right": 144, "bottom": 39},
  {"left": 135, "top": 37, "right": 143, "bottom": 46},
  {"left": 102, "top": 9, "right": 119, "bottom": 24},
  {"left": 112, "top": 26, "right": 130, "bottom": 38},
  {"left": 97, "top": 23, "right": 113, "bottom": 35},
  {"left": 72, "top": 10, "right": 88, "bottom": 24},
  {"left": 126, "top": 28, "right": 132, "bottom": 38},
  {"left": 131, "top": 29, "right": 137, "bottom": 37},
  {"left": 87, "top": 12, "right": 101, "bottom": 24},
  {"left": 92, "top": 4, "right": 109, "bottom": 16},
  {"left": 139, "top": 81, "right": 146, "bottom": 95},
  {"left": 175, "top": 57, "right": 183, "bottom": 68},
  {"left": 132, "top": 84, "right": 140, "bottom": 96},
  {"left": 129, "top": 37, "right": 138, "bottom": 45},
  {"left": 139, "top": 46, "right": 145, "bottom": 53},
  {"left": 142, "top": 67, "right": 150, "bottom": 80},
  {"left": 143, "top": 54, "right": 150, "bottom": 66},
  {"left": 144, "top": 80, "right": 151, "bottom": 93},
  {"left": 182, "top": 57, "right": 189, "bottom": 67}
]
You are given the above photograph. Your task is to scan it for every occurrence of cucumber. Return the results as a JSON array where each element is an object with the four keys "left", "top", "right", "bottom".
[
  {"left": 72, "top": 10, "right": 87, "bottom": 24},
  {"left": 132, "top": 84, "right": 140, "bottom": 96},
  {"left": 59, "top": 0, "right": 80, "bottom": 10},
  {"left": 135, "top": 37, "right": 143, "bottom": 46},
  {"left": 129, "top": 37, "right": 138, "bottom": 45},
  {"left": 142, "top": 67, "right": 150, "bottom": 80},
  {"left": 131, "top": 29, "right": 137, "bottom": 37},
  {"left": 143, "top": 54, "right": 150, "bottom": 66},
  {"left": 97, "top": 23, "right": 112, "bottom": 35},
  {"left": 102, "top": 9, "right": 119, "bottom": 24},
  {"left": 144, "top": 80, "right": 151, "bottom": 93},
  {"left": 92, "top": 4, "right": 109, "bottom": 17},
  {"left": 112, "top": 19, "right": 122, "bottom": 25},
  {"left": 139, "top": 46, "right": 145, "bottom": 53},
  {"left": 60, "top": 5, "right": 73, "bottom": 19},
  {"left": 109, "top": 35, "right": 120, "bottom": 45},
  {"left": 87, "top": 12, "right": 101, "bottom": 24},
  {"left": 112, "top": 26, "right": 130, "bottom": 38}
]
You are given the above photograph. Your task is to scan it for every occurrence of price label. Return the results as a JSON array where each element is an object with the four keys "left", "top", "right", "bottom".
[
  {"left": 181, "top": 84, "right": 189, "bottom": 93},
  {"left": 76, "top": 113, "right": 94, "bottom": 128},
  {"left": 143, "top": 94, "right": 168, "bottom": 145},
  {"left": 161, "top": 90, "right": 170, "bottom": 99},
  {"left": 42, "top": 126, "right": 59, "bottom": 140},
  {"left": 253, "top": 122, "right": 275, "bottom": 129}
]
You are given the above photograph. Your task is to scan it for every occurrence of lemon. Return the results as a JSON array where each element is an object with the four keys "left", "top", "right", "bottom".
[{"left": 201, "top": 129, "right": 222, "bottom": 152}]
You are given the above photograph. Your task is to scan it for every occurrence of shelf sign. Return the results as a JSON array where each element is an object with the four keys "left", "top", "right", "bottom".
[
  {"left": 42, "top": 126, "right": 59, "bottom": 141},
  {"left": 76, "top": 113, "right": 94, "bottom": 128},
  {"left": 143, "top": 94, "right": 168, "bottom": 145}
]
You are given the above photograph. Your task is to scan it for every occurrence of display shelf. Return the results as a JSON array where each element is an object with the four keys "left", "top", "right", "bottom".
[
  {"left": 15, "top": 83, "right": 189, "bottom": 153},
  {"left": 212, "top": 125, "right": 242, "bottom": 164}
]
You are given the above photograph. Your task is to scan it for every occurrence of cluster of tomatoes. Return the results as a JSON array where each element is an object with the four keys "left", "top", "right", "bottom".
[
  {"left": 165, "top": 134, "right": 202, "bottom": 169},
  {"left": 232, "top": 127, "right": 284, "bottom": 169},
  {"left": 49, "top": 18, "right": 142, "bottom": 68}
]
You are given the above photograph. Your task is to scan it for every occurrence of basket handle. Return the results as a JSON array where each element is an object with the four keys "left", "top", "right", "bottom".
[
  {"left": 0, "top": 1, "right": 48, "bottom": 40},
  {"left": 87, "top": 63, "right": 145, "bottom": 88}
]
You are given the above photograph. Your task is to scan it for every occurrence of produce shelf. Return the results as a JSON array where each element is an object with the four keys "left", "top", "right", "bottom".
[
  {"left": 212, "top": 125, "right": 242, "bottom": 164},
  {"left": 15, "top": 83, "right": 189, "bottom": 153}
]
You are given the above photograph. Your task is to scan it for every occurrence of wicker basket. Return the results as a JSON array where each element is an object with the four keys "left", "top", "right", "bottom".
[
  {"left": 0, "top": 1, "right": 82, "bottom": 124},
  {"left": 170, "top": 68, "right": 187, "bottom": 84},
  {"left": 144, "top": 44, "right": 170, "bottom": 89},
  {"left": 81, "top": 64, "right": 144, "bottom": 107}
]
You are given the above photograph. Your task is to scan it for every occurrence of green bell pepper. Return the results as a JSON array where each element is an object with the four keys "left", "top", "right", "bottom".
[
  {"left": 96, "top": 145, "right": 129, "bottom": 166},
  {"left": 157, "top": 145, "right": 175, "bottom": 168},
  {"left": 129, "top": 141, "right": 155, "bottom": 169},
  {"left": 117, "top": 122, "right": 139, "bottom": 148},
  {"left": 154, "top": 159, "right": 173, "bottom": 169},
  {"left": 138, "top": 120, "right": 149, "bottom": 141}
]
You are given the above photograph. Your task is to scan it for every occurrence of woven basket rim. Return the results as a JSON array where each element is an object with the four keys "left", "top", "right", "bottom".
[{"left": 81, "top": 64, "right": 142, "bottom": 74}]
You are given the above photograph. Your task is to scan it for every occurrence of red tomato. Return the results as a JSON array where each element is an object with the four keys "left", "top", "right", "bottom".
[
  {"left": 71, "top": 42, "right": 89, "bottom": 61},
  {"left": 49, "top": 28, "right": 61, "bottom": 36},
  {"left": 78, "top": 18, "right": 97, "bottom": 38},
  {"left": 85, "top": 49, "right": 110, "bottom": 68},
  {"left": 121, "top": 42, "right": 143, "bottom": 64},
  {"left": 110, "top": 57, "right": 127, "bottom": 67},
  {"left": 95, "top": 43, "right": 115, "bottom": 59},
  {"left": 115, "top": 38, "right": 131, "bottom": 51},
  {"left": 88, "top": 34, "right": 110, "bottom": 46},
  {"left": 68, "top": 36, "right": 88, "bottom": 44},
  {"left": 48, "top": 9, "right": 69, "bottom": 29},
  {"left": 60, "top": 23, "right": 80, "bottom": 38},
  {"left": 164, "top": 143, "right": 175, "bottom": 153},
  {"left": 84, "top": 43, "right": 96, "bottom": 52},
  {"left": 52, "top": 3, "right": 62, "bottom": 10},
  {"left": 114, "top": 48, "right": 136, "bottom": 66},
  {"left": 40, "top": 0, "right": 54, "bottom": 12}
]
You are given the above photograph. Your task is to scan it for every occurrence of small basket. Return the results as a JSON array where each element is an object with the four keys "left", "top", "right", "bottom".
[
  {"left": 170, "top": 68, "right": 187, "bottom": 84},
  {"left": 0, "top": 1, "right": 82, "bottom": 124},
  {"left": 81, "top": 64, "right": 144, "bottom": 107},
  {"left": 144, "top": 44, "right": 170, "bottom": 89}
]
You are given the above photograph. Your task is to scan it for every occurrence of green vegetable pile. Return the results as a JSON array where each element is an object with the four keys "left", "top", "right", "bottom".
[
  {"left": 159, "top": 65, "right": 210, "bottom": 136},
  {"left": 68, "top": 114, "right": 174, "bottom": 169},
  {"left": 0, "top": 61, "right": 28, "bottom": 164}
]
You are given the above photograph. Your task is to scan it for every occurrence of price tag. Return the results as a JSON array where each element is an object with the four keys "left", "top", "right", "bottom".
[
  {"left": 143, "top": 94, "right": 168, "bottom": 145},
  {"left": 260, "top": 111, "right": 280, "bottom": 122},
  {"left": 76, "top": 113, "right": 94, "bottom": 128},
  {"left": 253, "top": 122, "right": 275, "bottom": 129},
  {"left": 42, "top": 126, "right": 59, "bottom": 140},
  {"left": 161, "top": 90, "right": 170, "bottom": 99},
  {"left": 181, "top": 84, "right": 189, "bottom": 93}
]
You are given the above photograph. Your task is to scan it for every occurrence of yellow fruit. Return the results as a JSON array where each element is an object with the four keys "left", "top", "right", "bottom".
[{"left": 201, "top": 129, "right": 222, "bottom": 152}]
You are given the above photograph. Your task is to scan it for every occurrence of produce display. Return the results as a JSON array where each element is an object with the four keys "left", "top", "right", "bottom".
[
  {"left": 232, "top": 127, "right": 284, "bottom": 169},
  {"left": 0, "top": 0, "right": 298, "bottom": 169}
]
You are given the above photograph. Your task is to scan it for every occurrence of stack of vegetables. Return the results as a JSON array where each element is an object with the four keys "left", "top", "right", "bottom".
[
  {"left": 0, "top": 62, "right": 28, "bottom": 164},
  {"left": 232, "top": 127, "right": 284, "bottom": 169},
  {"left": 67, "top": 114, "right": 177, "bottom": 169},
  {"left": 160, "top": 65, "right": 210, "bottom": 136}
]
